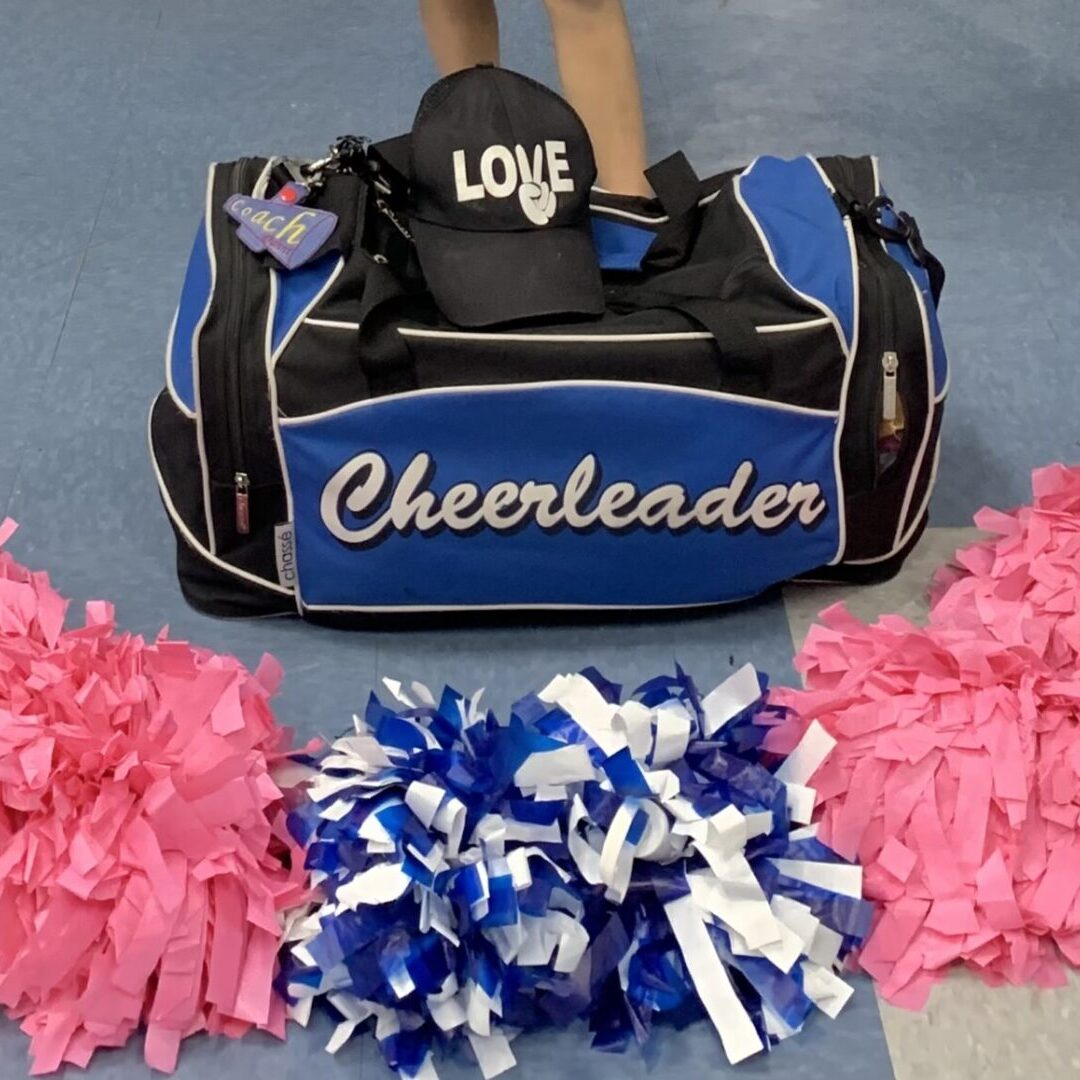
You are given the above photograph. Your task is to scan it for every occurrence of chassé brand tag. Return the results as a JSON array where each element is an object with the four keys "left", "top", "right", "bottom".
[{"left": 274, "top": 523, "right": 297, "bottom": 589}]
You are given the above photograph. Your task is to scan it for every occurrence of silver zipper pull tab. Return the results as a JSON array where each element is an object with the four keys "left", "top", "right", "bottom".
[
  {"left": 882, "top": 351, "right": 899, "bottom": 422},
  {"left": 234, "top": 472, "right": 251, "bottom": 535}
]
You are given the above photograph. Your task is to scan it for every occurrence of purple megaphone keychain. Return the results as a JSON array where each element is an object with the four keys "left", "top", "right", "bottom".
[{"left": 225, "top": 181, "right": 338, "bottom": 270}]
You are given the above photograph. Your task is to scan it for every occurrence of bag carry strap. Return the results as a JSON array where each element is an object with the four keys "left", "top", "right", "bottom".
[
  {"left": 626, "top": 289, "right": 770, "bottom": 384},
  {"left": 614, "top": 244, "right": 772, "bottom": 381},
  {"left": 358, "top": 282, "right": 770, "bottom": 400},
  {"left": 642, "top": 151, "right": 704, "bottom": 271}
]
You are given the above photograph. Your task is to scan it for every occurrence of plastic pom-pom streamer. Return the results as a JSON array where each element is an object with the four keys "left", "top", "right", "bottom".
[
  {"left": 0, "top": 521, "right": 310, "bottom": 1074},
  {"left": 283, "top": 663, "right": 871, "bottom": 1078},
  {"left": 773, "top": 463, "right": 1080, "bottom": 1008}
]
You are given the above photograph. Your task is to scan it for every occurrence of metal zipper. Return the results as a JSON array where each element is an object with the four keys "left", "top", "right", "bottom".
[
  {"left": 224, "top": 159, "right": 254, "bottom": 536},
  {"left": 234, "top": 471, "right": 251, "bottom": 535},
  {"left": 882, "top": 351, "right": 899, "bottom": 422}
]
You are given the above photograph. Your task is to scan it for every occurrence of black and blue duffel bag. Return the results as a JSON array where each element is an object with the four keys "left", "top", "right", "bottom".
[{"left": 150, "top": 126, "right": 947, "bottom": 621}]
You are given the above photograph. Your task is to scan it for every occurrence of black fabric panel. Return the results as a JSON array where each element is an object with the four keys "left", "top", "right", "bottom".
[
  {"left": 174, "top": 534, "right": 294, "bottom": 619},
  {"left": 276, "top": 324, "right": 372, "bottom": 417},
  {"left": 747, "top": 323, "right": 843, "bottom": 411},
  {"left": 841, "top": 377, "right": 934, "bottom": 566},
  {"left": 845, "top": 259, "right": 933, "bottom": 562},
  {"left": 901, "top": 403, "right": 944, "bottom": 540},
  {"left": 405, "top": 315, "right": 724, "bottom": 391},
  {"left": 925, "top": 252, "right": 946, "bottom": 307},
  {"left": 310, "top": 174, "right": 365, "bottom": 262},
  {"left": 279, "top": 306, "right": 846, "bottom": 414},
  {"left": 798, "top": 511, "right": 929, "bottom": 587},
  {"left": 839, "top": 240, "right": 929, "bottom": 502},
  {"left": 150, "top": 391, "right": 290, "bottom": 616},
  {"left": 149, "top": 391, "right": 209, "bottom": 549},
  {"left": 300, "top": 589, "right": 786, "bottom": 631},
  {"left": 683, "top": 189, "right": 771, "bottom": 268},
  {"left": 277, "top": 159, "right": 849, "bottom": 417},
  {"left": 370, "top": 133, "right": 413, "bottom": 184},
  {"left": 816, "top": 155, "right": 877, "bottom": 207}
]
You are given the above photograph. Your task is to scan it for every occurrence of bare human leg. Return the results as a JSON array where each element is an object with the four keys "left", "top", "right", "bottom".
[
  {"left": 418, "top": 0, "right": 651, "bottom": 196},
  {"left": 543, "top": 0, "right": 651, "bottom": 196},
  {"left": 418, "top": 0, "right": 500, "bottom": 75}
]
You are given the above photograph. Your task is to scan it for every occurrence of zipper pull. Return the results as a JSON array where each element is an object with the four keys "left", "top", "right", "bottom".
[
  {"left": 234, "top": 472, "right": 251, "bottom": 535},
  {"left": 882, "top": 352, "right": 899, "bottom": 422}
]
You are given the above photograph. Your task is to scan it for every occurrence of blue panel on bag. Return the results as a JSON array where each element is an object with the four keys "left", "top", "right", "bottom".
[
  {"left": 738, "top": 157, "right": 855, "bottom": 351},
  {"left": 880, "top": 199, "right": 949, "bottom": 398},
  {"left": 590, "top": 216, "right": 656, "bottom": 272},
  {"left": 169, "top": 219, "right": 211, "bottom": 413},
  {"left": 271, "top": 252, "right": 340, "bottom": 356},
  {"left": 278, "top": 384, "right": 842, "bottom": 610}
]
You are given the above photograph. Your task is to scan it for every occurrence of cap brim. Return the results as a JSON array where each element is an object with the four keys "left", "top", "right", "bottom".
[{"left": 411, "top": 219, "right": 605, "bottom": 328}]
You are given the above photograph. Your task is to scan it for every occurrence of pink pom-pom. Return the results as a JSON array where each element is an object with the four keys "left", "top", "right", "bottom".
[
  {"left": 776, "top": 464, "right": 1080, "bottom": 1006},
  {"left": 0, "top": 525, "right": 310, "bottom": 1073}
]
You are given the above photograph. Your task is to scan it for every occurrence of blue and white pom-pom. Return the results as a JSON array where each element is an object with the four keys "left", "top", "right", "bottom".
[{"left": 282, "top": 665, "right": 872, "bottom": 1078}]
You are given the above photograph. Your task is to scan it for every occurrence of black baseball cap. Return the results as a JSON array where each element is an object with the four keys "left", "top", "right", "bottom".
[{"left": 409, "top": 66, "right": 605, "bottom": 328}]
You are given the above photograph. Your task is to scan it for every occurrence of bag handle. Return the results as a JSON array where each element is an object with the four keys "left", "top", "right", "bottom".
[
  {"left": 358, "top": 282, "right": 771, "bottom": 400},
  {"left": 624, "top": 289, "right": 770, "bottom": 387},
  {"left": 641, "top": 151, "right": 705, "bottom": 271}
]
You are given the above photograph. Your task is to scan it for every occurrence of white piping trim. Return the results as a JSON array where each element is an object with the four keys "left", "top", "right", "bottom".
[
  {"left": 271, "top": 256, "right": 345, "bottom": 367},
  {"left": 805, "top": 155, "right": 861, "bottom": 567},
  {"left": 587, "top": 184, "right": 723, "bottom": 225},
  {"left": 398, "top": 327, "right": 714, "bottom": 344},
  {"left": 193, "top": 165, "right": 220, "bottom": 555},
  {"left": 306, "top": 319, "right": 832, "bottom": 340},
  {"left": 147, "top": 402, "right": 293, "bottom": 596},
  {"left": 757, "top": 317, "right": 832, "bottom": 334},
  {"left": 264, "top": 270, "right": 301, "bottom": 611},
  {"left": 253, "top": 157, "right": 279, "bottom": 199},
  {"left": 303, "top": 315, "right": 355, "bottom": 331},
  {"left": 279, "top": 379, "right": 841, "bottom": 427},
  {"left": 163, "top": 306, "right": 196, "bottom": 419},
  {"left": 936, "top": 362, "right": 952, "bottom": 401},
  {"left": 299, "top": 594, "right": 757, "bottom": 615},
  {"left": 589, "top": 204, "right": 669, "bottom": 225}
]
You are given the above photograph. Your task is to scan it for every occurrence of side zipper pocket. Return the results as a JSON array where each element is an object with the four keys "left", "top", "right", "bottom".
[
  {"left": 223, "top": 160, "right": 255, "bottom": 536},
  {"left": 203, "top": 155, "right": 285, "bottom": 552},
  {"left": 859, "top": 235, "right": 914, "bottom": 488}
]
